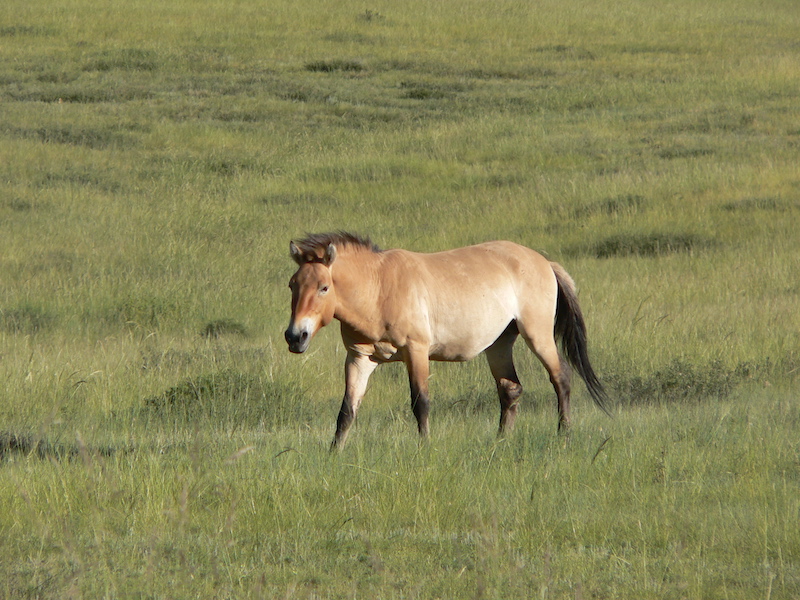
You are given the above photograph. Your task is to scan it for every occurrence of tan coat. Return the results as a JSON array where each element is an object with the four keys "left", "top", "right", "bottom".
[{"left": 286, "top": 233, "right": 608, "bottom": 448}]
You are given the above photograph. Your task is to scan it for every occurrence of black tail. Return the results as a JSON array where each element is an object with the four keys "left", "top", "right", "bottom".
[{"left": 551, "top": 263, "right": 611, "bottom": 416}]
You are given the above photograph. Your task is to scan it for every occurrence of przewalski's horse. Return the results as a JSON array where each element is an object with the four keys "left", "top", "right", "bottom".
[{"left": 285, "top": 232, "right": 609, "bottom": 448}]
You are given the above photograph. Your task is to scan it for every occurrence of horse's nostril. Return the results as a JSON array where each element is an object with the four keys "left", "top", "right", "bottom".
[{"left": 300, "top": 331, "right": 309, "bottom": 341}]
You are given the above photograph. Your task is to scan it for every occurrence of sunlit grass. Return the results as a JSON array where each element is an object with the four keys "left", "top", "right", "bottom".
[{"left": 1, "top": 0, "right": 799, "bottom": 596}]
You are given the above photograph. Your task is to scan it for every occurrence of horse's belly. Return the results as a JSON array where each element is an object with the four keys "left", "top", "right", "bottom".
[
  {"left": 428, "top": 315, "right": 512, "bottom": 362},
  {"left": 429, "top": 346, "right": 479, "bottom": 362},
  {"left": 425, "top": 288, "right": 517, "bottom": 361}
]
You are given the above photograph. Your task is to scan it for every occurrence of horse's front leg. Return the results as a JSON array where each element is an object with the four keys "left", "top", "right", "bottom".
[
  {"left": 332, "top": 351, "right": 378, "bottom": 450},
  {"left": 404, "top": 344, "right": 431, "bottom": 438}
]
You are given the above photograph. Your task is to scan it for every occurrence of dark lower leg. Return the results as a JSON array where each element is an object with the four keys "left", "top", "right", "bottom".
[
  {"left": 411, "top": 390, "right": 430, "bottom": 437},
  {"left": 332, "top": 400, "right": 356, "bottom": 449},
  {"left": 498, "top": 378, "right": 523, "bottom": 435}
]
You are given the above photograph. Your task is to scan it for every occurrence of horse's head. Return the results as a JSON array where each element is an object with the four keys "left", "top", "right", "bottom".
[{"left": 285, "top": 241, "right": 337, "bottom": 354}]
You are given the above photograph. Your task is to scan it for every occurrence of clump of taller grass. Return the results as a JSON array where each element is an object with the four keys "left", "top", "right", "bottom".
[
  {"left": 143, "top": 369, "right": 307, "bottom": 430},
  {"left": 0, "top": 304, "right": 55, "bottom": 334},
  {"left": 575, "top": 232, "right": 714, "bottom": 258},
  {"left": 200, "top": 319, "right": 247, "bottom": 339},
  {"left": 305, "top": 59, "right": 366, "bottom": 73},
  {"left": 605, "top": 358, "right": 763, "bottom": 405}
]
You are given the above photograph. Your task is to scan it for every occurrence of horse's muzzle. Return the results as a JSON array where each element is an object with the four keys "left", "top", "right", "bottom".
[{"left": 285, "top": 326, "right": 310, "bottom": 354}]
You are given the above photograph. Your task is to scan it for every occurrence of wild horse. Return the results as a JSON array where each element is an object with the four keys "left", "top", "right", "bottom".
[{"left": 285, "top": 232, "right": 609, "bottom": 448}]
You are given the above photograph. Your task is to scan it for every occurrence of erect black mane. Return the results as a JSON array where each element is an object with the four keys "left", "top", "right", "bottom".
[{"left": 294, "top": 231, "right": 381, "bottom": 255}]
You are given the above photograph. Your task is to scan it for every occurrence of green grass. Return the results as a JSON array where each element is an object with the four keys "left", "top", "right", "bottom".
[{"left": 1, "top": 0, "right": 799, "bottom": 597}]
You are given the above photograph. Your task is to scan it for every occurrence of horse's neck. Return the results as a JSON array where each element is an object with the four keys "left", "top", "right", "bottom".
[{"left": 332, "top": 251, "right": 383, "bottom": 338}]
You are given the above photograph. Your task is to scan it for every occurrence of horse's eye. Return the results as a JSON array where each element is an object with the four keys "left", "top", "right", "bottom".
[{"left": 320, "top": 286, "right": 329, "bottom": 294}]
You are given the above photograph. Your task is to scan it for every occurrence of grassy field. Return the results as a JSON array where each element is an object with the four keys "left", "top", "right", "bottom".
[{"left": 1, "top": 0, "right": 799, "bottom": 597}]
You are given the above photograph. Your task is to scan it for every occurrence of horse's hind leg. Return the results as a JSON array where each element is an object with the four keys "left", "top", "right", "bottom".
[
  {"left": 517, "top": 318, "right": 572, "bottom": 432},
  {"left": 485, "top": 324, "right": 523, "bottom": 435}
]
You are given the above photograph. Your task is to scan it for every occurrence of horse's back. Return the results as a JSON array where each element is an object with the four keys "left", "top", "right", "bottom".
[
  {"left": 416, "top": 240, "right": 555, "bottom": 291},
  {"left": 380, "top": 240, "right": 555, "bottom": 301}
]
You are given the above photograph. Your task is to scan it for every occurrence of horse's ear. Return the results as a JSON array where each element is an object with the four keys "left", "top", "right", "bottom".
[
  {"left": 323, "top": 243, "right": 337, "bottom": 266},
  {"left": 290, "top": 241, "right": 304, "bottom": 265}
]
